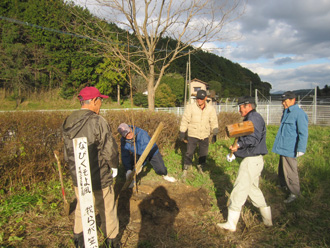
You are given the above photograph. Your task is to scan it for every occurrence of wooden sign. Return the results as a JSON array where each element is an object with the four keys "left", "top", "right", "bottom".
[{"left": 73, "top": 137, "right": 98, "bottom": 248}]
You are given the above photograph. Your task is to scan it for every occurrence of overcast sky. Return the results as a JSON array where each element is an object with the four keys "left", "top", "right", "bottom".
[
  {"left": 74, "top": 0, "right": 330, "bottom": 93},
  {"left": 212, "top": 0, "right": 330, "bottom": 93}
]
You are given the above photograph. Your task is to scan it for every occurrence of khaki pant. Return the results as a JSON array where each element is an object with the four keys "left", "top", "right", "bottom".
[
  {"left": 229, "top": 155, "right": 268, "bottom": 212},
  {"left": 74, "top": 186, "right": 119, "bottom": 239}
]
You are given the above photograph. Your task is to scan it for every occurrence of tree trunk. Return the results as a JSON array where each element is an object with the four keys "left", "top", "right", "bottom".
[
  {"left": 147, "top": 63, "right": 156, "bottom": 110},
  {"left": 147, "top": 79, "right": 155, "bottom": 111}
]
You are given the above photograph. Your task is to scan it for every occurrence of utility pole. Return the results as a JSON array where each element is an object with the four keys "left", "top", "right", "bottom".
[
  {"left": 314, "top": 86, "right": 317, "bottom": 124},
  {"left": 250, "top": 81, "right": 252, "bottom": 96},
  {"left": 188, "top": 50, "right": 191, "bottom": 103},
  {"left": 184, "top": 62, "right": 188, "bottom": 106}
]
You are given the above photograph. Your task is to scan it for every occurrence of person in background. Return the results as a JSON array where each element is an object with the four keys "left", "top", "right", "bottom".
[
  {"left": 217, "top": 96, "right": 272, "bottom": 232},
  {"left": 272, "top": 91, "right": 308, "bottom": 204},
  {"left": 62, "top": 86, "right": 120, "bottom": 248},
  {"left": 179, "top": 89, "right": 218, "bottom": 177},
  {"left": 118, "top": 123, "right": 176, "bottom": 187}
]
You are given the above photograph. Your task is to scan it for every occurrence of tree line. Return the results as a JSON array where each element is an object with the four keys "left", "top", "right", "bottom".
[{"left": 1, "top": 0, "right": 271, "bottom": 108}]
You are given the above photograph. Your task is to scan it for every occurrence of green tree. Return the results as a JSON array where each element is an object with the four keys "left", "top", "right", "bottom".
[
  {"left": 160, "top": 73, "right": 185, "bottom": 106},
  {"left": 95, "top": 56, "right": 128, "bottom": 103},
  {"left": 155, "top": 84, "right": 176, "bottom": 107},
  {"left": 133, "top": 92, "right": 148, "bottom": 108}
]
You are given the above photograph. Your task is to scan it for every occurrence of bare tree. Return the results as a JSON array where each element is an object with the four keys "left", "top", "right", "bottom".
[{"left": 73, "top": 0, "right": 245, "bottom": 110}]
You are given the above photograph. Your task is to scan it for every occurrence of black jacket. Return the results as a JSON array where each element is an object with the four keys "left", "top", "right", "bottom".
[
  {"left": 234, "top": 110, "right": 268, "bottom": 158},
  {"left": 62, "top": 109, "right": 119, "bottom": 190}
]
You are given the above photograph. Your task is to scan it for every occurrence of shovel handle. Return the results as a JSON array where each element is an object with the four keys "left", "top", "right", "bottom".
[{"left": 54, "top": 151, "right": 67, "bottom": 201}]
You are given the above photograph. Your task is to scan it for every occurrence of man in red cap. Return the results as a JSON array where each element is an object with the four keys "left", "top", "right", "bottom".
[{"left": 62, "top": 86, "right": 120, "bottom": 248}]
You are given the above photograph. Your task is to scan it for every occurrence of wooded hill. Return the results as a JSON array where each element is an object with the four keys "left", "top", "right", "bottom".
[{"left": 0, "top": 0, "right": 272, "bottom": 107}]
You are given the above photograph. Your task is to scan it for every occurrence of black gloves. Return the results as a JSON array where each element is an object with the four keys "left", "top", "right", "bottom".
[
  {"left": 213, "top": 128, "right": 219, "bottom": 135},
  {"left": 179, "top": 131, "right": 186, "bottom": 141}
]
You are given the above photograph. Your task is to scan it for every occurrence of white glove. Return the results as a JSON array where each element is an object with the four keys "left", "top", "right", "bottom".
[
  {"left": 112, "top": 168, "right": 118, "bottom": 178},
  {"left": 296, "top": 152, "right": 304, "bottom": 157},
  {"left": 226, "top": 153, "right": 236, "bottom": 162}
]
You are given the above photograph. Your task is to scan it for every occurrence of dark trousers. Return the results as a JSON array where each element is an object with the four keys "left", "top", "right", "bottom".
[
  {"left": 125, "top": 152, "right": 167, "bottom": 176},
  {"left": 184, "top": 136, "right": 209, "bottom": 166},
  {"left": 278, "top": 155, "right": 300, "bottom": 195}
]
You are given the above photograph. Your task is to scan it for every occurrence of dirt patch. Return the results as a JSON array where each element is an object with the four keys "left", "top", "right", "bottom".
[
  {"left": 12, "top": 178, "right": 278, "bottom": 248},
  {"left": 116, "top": 180, "right": 216, "bottom": 248}
]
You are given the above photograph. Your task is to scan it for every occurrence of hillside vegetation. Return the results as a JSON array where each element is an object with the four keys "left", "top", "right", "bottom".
[{"left": 1, "top": 0, "right": 271, "bottom": 109}]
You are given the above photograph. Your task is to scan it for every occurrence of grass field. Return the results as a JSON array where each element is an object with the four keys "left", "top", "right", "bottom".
[{"left": 1, "top": 124, "right": 330, "bottom": 247}]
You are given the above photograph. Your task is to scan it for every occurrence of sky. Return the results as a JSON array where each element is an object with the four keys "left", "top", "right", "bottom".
[
  {"left": 74, "top": 0, "right": 330, "bottom": 93},
  {"left": 211, "top": 0, "right": 330, "bottom": 93}
]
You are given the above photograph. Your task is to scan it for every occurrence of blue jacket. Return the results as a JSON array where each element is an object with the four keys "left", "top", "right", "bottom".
[
  {"left": 272, "top": 104, "right": 308, "bottom": 158},
  {"left": 120, "top": 126, "right": 159, "bottom": 169},
  {"left": 235, "top": 110, "right": 268, "bottom": 158}
]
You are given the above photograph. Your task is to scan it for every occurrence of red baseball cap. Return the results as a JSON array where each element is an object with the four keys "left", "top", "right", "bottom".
[{"left": 78, "top": 87, "right": 109, "bottom": 100}]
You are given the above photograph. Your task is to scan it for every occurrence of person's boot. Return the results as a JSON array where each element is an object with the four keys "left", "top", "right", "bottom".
[
  {"left": 217, "top": 210, "right": 240, "bottom": 232},
  {"left": 105, "top": 238, "right": 121, "bottom": 248},
  {"left": 73, "top": 232, "right": 84, "bottom": 248},
  {"left": 182, "top": 164, "right": 191, "bottom": 178},
  {"left": 259, "top": 206, "right": 273, "bottom": 226},
  {"left": 197, "top": 164, "right": 204, "bottom": 174}
]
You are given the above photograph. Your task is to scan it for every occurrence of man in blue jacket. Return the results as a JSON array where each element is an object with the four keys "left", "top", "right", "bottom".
[
  {"left": 118, "top": 123, "right": 176, "bottom": 187},
  {"left": 272, "top": 91, "right": 308, "bottom": 203}
]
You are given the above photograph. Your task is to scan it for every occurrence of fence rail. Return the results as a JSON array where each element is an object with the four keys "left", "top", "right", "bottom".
[
  {"left": 1, "top": 103, "right": 330, "bottom": 126},
  {"left": 154, "top": 103, "right": 330, "bottom": 126}
]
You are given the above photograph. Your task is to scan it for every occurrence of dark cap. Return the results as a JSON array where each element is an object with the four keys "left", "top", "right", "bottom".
[
  {"left": 280, "top": 91, "right": 296, "bottom": 100},
  {"left": 196, "top": 90, "right": 207, "bottom": 100},
  {"left": 118, "top": 123, "right": 131, "bottom": 138},
  {"left": 78, "top": 86, "right": 109, "bottom": 101},
  {"left": 237, "top": 96, "right": 255, "bottom": 106}
]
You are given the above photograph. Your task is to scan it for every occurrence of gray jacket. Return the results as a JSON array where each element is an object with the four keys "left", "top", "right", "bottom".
[{"left": 62, "top": 109, "right": 119, "bottom": 190}]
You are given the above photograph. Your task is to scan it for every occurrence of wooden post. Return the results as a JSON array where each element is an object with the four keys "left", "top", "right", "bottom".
[
  {"left": 73, "top": 137, "right": 98, "bottom": 248},
  {"left": 121, "top": 122, "right": 164, "bottom": 190}
]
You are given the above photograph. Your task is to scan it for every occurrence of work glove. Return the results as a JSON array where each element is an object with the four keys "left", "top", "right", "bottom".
[
  {"left": 296, "top": 152, "right": 304, "bottom": 157},
  {"left": 212, "top": 128, "right": 219, "bottom": 135},
  {"left": 179, "top": 131, "right": 186, "bottom": 141},
  {"left": 226, "top": 153, "right": 236, "bottom": 162},
  {"left": 112, "top": 168, "right": 118, "bottom": 178}
]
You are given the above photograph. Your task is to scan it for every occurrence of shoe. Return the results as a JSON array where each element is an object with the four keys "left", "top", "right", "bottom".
[
  {"left": 217, "top": 210, "right": 240, "bottom": 232},
  {"left": 73, "top": 232, "right": 84, "bottom": 248},
  {"left": 126, "top": 170, "right": 135, "bottom": 188},
  {"left": 163, "top": 175, "right": 176, "bottom": 182},
  {"left": 182, "top": 164, "right": 191, "bottom": 178},
  {"left": 104, "top": 238, "right": 121, "bottom": 248},
  {"left": 284, "top": 193, "right": 297, "bottom": 203},
  {"left": 277, "top": 185, "right": 288, "bottom": 191},
  {"left": 259, "top": 206, "right": 273, "bottom": 226},
  {"left": 197, "top": 164, "right": 204, "bottom": 174}
]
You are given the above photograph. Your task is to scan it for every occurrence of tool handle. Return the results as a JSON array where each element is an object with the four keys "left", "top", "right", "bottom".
[
  {"left": 230, "top": 138, "right": 238, "bottom": 158},
  {"left": 54, "top": 151, "right": 67, "bottom": 201}
]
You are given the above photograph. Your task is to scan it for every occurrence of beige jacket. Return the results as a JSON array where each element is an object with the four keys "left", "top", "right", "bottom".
[{"left": 180, "top": 102, "right": 218, "bottom": 139}]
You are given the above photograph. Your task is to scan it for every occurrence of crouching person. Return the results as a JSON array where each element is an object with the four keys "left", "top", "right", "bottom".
[
  {"left": 118, "top": 123, "right": 176, "bottom": 187},
  {"left": 217, "top": 97, "right": 272, "bottom": 232},
  {"left": 62, "top": 87, "right": 120, "bottom": 248}
]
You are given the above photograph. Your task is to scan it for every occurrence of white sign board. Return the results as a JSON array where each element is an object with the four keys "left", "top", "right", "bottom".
[{"left": 73, "top": 137, "right": 98, "bottom": 248}]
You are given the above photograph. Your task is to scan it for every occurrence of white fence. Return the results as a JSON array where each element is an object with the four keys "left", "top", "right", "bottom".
[
  {"left": 153, "top": 103, "right": 330, "bottom": 126},
  {"left": 2, "top": 103, "right": 329, "bottom": 126}
]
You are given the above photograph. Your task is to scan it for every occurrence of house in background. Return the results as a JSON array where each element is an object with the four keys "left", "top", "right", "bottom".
[{"left": 188, "top": 78, "right": 215, "bottom": 104}]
